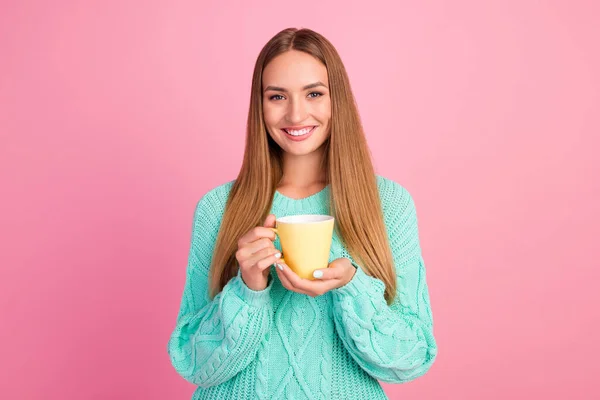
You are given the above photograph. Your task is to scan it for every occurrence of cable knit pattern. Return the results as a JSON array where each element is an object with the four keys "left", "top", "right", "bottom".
[{"left": 167, "top": 176, "right": 437, "bottom": 399}]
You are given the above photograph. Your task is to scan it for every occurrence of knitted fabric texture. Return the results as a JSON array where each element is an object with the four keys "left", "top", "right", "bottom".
[{"left": 168, "top": 175, "right": 437, "bottom": 399}]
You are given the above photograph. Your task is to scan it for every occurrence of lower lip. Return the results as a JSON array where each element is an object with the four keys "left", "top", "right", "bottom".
[{"left": 282, "top": 126, "right": 317, "bottom": 142}]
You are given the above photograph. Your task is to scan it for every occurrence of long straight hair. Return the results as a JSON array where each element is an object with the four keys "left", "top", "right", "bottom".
[{"left": 209, "top": 28, "right": 397, "bottom": 304}]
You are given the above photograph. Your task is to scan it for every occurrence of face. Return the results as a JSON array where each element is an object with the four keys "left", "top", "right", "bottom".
[{"left": 262, "top": 50, "right": 331, "bottom": 157}]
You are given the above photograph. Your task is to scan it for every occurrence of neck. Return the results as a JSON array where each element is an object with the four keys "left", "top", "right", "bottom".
[{"left": 279, "top": 146, "right": 327, "bottom": 189}]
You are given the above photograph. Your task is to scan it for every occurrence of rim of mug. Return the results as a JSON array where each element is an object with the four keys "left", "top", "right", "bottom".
[{"left": 276, "top": 214, "right": 334, "bottom": 224}]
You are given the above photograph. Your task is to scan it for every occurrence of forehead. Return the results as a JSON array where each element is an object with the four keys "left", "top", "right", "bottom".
[{"left": 262, "top": 50, "right": 328, "bottom": 89}]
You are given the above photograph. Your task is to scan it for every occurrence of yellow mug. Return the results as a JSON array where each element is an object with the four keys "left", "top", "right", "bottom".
[{"left": 270, "top": 214, "right": 335, "bottom": 279}]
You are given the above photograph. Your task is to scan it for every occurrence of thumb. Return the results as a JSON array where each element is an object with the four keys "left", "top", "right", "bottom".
[{"left": 263, "top": 213, "right": 276, "bottom": 228}]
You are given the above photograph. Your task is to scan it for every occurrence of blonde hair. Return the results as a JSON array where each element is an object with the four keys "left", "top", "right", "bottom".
[{"left": 209, "top": 28, "right": 397, "bottom": 304}]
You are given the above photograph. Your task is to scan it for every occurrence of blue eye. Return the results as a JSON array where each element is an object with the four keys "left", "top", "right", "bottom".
[{"left": 268, "top": 92, "right": 323, "bottom": 101}]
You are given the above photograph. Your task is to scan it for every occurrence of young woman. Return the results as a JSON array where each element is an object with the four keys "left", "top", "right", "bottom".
[{"left": 168, "top": 27, "right": 437, "bottom": 399}]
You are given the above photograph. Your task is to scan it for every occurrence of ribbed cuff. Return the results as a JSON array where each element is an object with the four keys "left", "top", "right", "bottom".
[
  {"left": 333, "top": 263, "right": 384, "bottom": 298},
  {"left": 229, "top": 269, "right": 273, "bottom": 308}
]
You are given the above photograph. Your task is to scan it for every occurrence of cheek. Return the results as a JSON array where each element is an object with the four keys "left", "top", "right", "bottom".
[
  {"left": 315, "top": 101, "right": 331, "bottom": 125},
  {"left": 263, "top": 108, "right": 285, "bottom": 142},
  {"left": 263, "top": 103, "right": 283, "bottom": 127},
  {"left": 262, "top": 103, "right": 274, "bottom": 125}
]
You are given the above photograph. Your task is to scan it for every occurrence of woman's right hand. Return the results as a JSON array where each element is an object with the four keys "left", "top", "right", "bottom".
[{"left": 236, "top": 214, "right": 281, "bottom": 291}]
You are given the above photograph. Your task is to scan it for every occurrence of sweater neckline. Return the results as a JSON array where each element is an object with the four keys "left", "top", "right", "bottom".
[{"left": 273, "top": 185, "right": 330, "bottom": 210}]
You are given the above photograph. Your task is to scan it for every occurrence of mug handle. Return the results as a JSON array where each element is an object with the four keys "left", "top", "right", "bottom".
[{"left": 269, "top": 228, "right": 285, "bottom": 264}]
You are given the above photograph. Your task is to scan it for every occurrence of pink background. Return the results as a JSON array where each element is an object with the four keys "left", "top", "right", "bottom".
[{"left": 1, "top": 0, "right": 599, "bottom": 398}]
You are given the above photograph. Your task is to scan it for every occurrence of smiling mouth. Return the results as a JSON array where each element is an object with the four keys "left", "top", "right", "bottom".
[{"left": 281, "top": 126, "right": 317, "bottom": 137}]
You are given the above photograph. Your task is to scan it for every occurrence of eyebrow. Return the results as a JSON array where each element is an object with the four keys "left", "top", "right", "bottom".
[{"left": 264, "top": 81, "right": 328, "bottom": 93}]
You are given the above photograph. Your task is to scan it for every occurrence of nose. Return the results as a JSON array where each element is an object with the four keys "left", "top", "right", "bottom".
[{"left": 286, "top": 97, "right": 308, "bottom": 124}]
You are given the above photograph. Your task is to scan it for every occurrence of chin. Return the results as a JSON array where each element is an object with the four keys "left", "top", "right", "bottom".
[
  {"left": 284, "top": 148, "right": 317, "bottom": 156},
  {"left": 282, "top": 140, "right": 327, "bottom": 157}
]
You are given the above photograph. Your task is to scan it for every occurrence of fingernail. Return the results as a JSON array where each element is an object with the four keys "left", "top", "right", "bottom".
[
  {"left": 313, "top": 270, "right": 323, "bottom": 279},
  {"left": 275, "top": 252, "right": 281, "bottom": 258},
  {"left": 277, "top": 263, "right": 284, "bottom": 271}
]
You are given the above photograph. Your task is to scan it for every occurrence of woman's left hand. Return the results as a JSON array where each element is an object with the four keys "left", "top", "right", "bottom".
[{"left": 275, "top": 257, "right": 357, "bottom": 297}]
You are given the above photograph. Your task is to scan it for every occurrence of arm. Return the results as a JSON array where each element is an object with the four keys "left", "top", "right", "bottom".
[
  {"left": 331, "top": 183, "right": 437, "bottom": 383},
  {"left": 167, "top": 191, "right": 273, "bottom": 388}
]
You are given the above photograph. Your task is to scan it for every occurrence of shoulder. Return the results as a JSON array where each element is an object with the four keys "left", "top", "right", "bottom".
[
  {"left": 375, "top": 175, "right": 416, "bottom": 218},
  {"left": 197, "top": 180, "right": 235, "bottom": 210},
  {"left": 192, "top": 180, "right": 235, "bottom": 224}
]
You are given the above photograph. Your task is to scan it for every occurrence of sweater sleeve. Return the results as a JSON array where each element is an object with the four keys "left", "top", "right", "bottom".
[
  {"left": 331, "top": 180, "right": 437, "bottom": 383},
  {"left": 167, "top": 188, "right": 273, "bottom": 388}
]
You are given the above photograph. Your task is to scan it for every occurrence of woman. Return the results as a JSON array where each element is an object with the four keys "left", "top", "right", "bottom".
[{"left": 168, "top": 27, "right": 437, "bottom": 399}]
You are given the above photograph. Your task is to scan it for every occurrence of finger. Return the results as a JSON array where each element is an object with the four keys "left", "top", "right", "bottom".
[
  {"left": 278, "top": 263, "right": 311, "bottom": 288},
  {"left": 247, "top": 247, "right": 280, "bottom": 269},
  {"left": 255, "top": 250, "right": 283, "bottom": 272},
  {"left": 278, "top": 263, "right": 333, "bottom": 294},
  {"left": 263, "top": 213, "right": 276, "bottom": 228},
  {"left": 236, "top": 238, "right": 273, "bottom": 261},
  {"left": 311, "top": 266, "right": 344, "bottom": 280},
  {"left": 276, "top": 264, "right": 311, "bottom": 295},
  {"left": 238, "top": 226, "right": 276, "bottom": 247},
  {"left": 247, "top": 238, "right": 276, "bottom": 255}
]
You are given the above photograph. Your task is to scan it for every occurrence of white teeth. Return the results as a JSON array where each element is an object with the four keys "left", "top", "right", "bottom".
[{"left": 286, "top": 127, "right": 313, "bottom": 136}]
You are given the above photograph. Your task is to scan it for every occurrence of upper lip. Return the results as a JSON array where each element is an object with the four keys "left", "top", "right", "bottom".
[{"left": 281, "top": 125, "right": 317, "bottom": 131}]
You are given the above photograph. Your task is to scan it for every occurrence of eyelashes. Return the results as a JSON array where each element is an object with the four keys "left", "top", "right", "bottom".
[{"left": 268, "top": 92, "right": 324, "bottom": 101}]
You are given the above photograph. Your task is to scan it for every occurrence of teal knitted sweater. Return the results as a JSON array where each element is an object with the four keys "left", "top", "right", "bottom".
[{"left": 168, "top": 175, "right": 437, "bottom": 399}]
